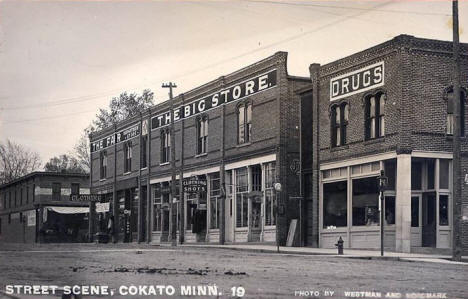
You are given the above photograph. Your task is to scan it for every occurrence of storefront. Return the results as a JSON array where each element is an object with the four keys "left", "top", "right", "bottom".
[{"left": 319, "top": 153, "right": 453, "bottom": 250}]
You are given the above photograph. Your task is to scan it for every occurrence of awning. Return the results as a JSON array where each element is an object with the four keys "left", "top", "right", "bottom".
[{"left": 46, "top": 206, "right": 89, "bottom": 214}]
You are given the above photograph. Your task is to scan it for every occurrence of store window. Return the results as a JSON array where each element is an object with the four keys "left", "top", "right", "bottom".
[
  {"left": 161, "top": 130, "right": 170, "bottom": 163},
  {"left": 236, "top": 168, "right": 248, "bottom": 228},
  {"left": 352, "top": 177, "right": 379, "bottom": 226},
  {"left": 265, "top": 162, "right": 276, "bottom": 226},
  {"left": 141, "top": 135, "right": 148, "bottom": 169},
  {"left": 331, "top": 103, "right": 349, "bottom": 147},
  {"left": 209, "top": 173, "right": 220, "bottom": 229},
  {"left": 323, "top": 181, "right": 347, "bottom": 228},
  {"left": 196, "top": 116, "right": 208, "bottom": 155},
  {"left": 384, "top": 159, "right": 396, "bottom": 191},
  {"left": 52, "top": 183, "right": 61, "bottom": 201},
  {"left": 153, "top": 185, "right": 161, "bottom": 232},
  {"left": 439, "top": 160, "right": 450, "bottom": 189},
  {"left": 186, "top": 192, "right": 197, "bottom": 231},
  {"left": 411, "top": 161, "right": 422, "bottom": 190},
  {"left": 124, "top": 141, "right": 132, "bottom": 173},
  {"left": 439, "top": 195, "right": 449, "bottom": 226},
  {"left": 446, "top": 89, "right": 466, "bottom": 136},
  {"left": 71, "top": 183, "right": 80, "bottom": 195},
  {"left": 365, "top": 92, "right": 386, "bottom": 140},
  {"left": 411, "top": 196, "right": 419, "bottom": 227},
  {"left": 385, "top": 196, "right": 395, "bottom": 225},
  {"left": 237, "top": 103, "right": 252, "bottom": 144},
  {"left": 100, "top": 151, "right": 107, "bottom": 179}
]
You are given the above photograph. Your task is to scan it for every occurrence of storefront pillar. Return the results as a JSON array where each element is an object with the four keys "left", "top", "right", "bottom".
[{"left": 396, "top": 154, "right": 412, "bottom": 252}]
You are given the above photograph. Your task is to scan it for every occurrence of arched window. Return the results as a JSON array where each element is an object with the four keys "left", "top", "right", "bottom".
[
  {"left": 196, "top": 116, "right": 209, "bottom": 154},
  {"left": 331, "top": 102, "right": 349, "bottom": 147},
  {"left": 237, "top": 102, "right": 252, "bottom": 144},
  {"left": 446, "top": 88, "right": 466, "bottom": 136},
  {"left": 365, "top": 92, "right": 386, "bottom": 140},
  {"left": 161, "top": 129, "right": 170, "bottom": 163}
]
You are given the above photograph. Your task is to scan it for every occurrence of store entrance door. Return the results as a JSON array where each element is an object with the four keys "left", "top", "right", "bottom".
[{"left": 422, "top": 192, "right": 436, "bottom": 247}]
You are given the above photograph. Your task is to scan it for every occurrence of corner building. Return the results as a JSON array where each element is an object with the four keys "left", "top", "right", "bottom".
[
  {"left": 89, "top": 52, "right": 310, "bottom": 244},
  {"left": 299, "top": 35, "right": 468, "bottom": 253}
]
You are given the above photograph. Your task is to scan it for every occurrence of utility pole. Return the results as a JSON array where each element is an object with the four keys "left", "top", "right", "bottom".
[
  {"left": 162, "top": 82, "right": 178, "bottom": 247},
  {"left": 452, "top": 0, "right": 462, "bottom": 262}
]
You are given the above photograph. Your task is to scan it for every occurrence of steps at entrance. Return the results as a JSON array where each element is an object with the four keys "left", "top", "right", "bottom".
[{"left": 410, "top": 247, "right": 451, "bottom": 255}]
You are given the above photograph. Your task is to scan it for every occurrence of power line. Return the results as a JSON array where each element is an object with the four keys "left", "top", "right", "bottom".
[{"left": 1, "top": 109, "right": 96, "bottom": 125}]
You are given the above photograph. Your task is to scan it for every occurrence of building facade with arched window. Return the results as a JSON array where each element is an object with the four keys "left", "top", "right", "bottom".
[
  {"left": 298, "top": 34, "right": 468, "bottom": 253},
  {"left": 89, "top": 52, "right": 310, "bottom": 245}
]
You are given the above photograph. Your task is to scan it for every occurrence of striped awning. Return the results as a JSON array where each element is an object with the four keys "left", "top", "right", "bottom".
[{"left": 46, "top": 206, "right": 89, "bottom": 214}]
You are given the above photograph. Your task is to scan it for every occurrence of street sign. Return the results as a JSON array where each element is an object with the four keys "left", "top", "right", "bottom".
[{"left": 70, "top": 194, "right": 101, "bottom": 202}]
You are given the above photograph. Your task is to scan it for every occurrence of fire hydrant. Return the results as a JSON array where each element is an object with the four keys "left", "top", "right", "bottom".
[{"left": 335, "top": 236, "right": 344, "bottom": 255}]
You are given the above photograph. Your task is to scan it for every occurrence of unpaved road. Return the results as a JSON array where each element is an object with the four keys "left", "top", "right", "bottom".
[{"left": 0, "top": 243, "right": 466, "bottom": 299}]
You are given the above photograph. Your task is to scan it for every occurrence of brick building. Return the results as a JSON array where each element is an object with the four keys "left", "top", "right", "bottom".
[
  {"left": 0, "top": 172, "right": 90, "bottom": 243},
  {"left": 299, "top": 35, "right": 468, "bottom": 253},
  {"left": 89, "top": 52, "right": 310, "bottom": 245}
]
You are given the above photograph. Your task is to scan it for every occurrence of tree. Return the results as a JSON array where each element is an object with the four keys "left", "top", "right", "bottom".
[
  {"left": 90, "top": 89, "right": 154, "bottom": 132},
  {"left": 44, "top": 154, "right": 87, "bottom": 174},
  {"left": 72, "top": 131, "right": 90, "bottom": 173},
  {"left": 0, "top": 139, "right": 42, "bottom": 184}
]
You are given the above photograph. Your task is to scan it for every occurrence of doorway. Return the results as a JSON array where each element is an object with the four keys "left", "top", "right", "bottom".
[{"left": 422, "top": 192, "right": 436, "bottom": 247}]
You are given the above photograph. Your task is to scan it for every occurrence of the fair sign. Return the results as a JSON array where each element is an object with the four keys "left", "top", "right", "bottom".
[{"left": 330, "top": 61, "right": 384, "bottom": 101}]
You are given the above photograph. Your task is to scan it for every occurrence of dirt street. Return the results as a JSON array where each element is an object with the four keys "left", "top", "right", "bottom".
[{"left": 0, "top": 243, "right": 466, "bottom": 299}]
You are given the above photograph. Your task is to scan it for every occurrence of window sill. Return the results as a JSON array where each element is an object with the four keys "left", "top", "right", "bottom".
[
  {"left": 159, "top": 162, "right": 170, "bottom": 166},
  {"left": 364, "top": 137, "right": 385, "bottom": 145},
  {"left": 123, "top": 171, "right": 131, "bottom": 176},
  {"left": 195, "top": 153, "right": 207, "bottom": 158},
  {"left": 330, "top": 145, "right": 349, "bottom": 152},
  {"left": 236, "top": 142, "right": 251, "bottom": 148},
  {"left": 99, "top": 178, "right": 106, "bottom": 182}
]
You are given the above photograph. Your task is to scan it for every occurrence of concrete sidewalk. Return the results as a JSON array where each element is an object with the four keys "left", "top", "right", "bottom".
[{"left": 180, "top": 243, "right": 468, "bottom": 265}]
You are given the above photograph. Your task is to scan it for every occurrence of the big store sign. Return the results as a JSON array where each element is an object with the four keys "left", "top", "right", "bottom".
[{"left": 330, "top": 61, "right": 384, "bottom": 101}]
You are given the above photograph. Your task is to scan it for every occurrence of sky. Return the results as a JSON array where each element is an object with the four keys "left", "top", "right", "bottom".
[{"left": 0, "top": 0, "right": 467, "bottom": 165}]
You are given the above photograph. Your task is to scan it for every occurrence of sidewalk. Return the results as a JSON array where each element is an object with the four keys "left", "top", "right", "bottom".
[{"left": 180, "top": 243, "right": 468, "bottom": 265}]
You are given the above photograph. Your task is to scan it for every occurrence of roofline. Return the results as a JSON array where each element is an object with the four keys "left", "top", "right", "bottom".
[
  {"left": 0, "top": 171, "right": 89, "bottom": 190},
  {"left": 90, "top": 51, "right": 290, "bottom": 140}
]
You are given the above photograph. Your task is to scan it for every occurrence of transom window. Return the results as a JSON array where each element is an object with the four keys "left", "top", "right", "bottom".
[
  {"left": 196, "top": 116, "right": 208, "bottom": 155},
  {"left": 237, "top": 102, "right": 252, "bottom": 144},
  {"left": 365, "top": 92, "right": 386, "bottom": 140},
  {"left": 331, "top": 102, "right": 349, "bottom": 147}
]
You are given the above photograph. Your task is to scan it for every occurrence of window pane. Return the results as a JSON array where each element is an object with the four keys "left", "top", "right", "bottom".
[
  {"left": 238, "top": 106, "right": 245, "bottom": 143},
  {"left": 352, "top": 177, "right": 379, "bottom": 226},
  {"left": 335, "top": 106, "right": 341, "bottom": 125},
  {"left": 379, "top": 94, "right": 386, "bottom": 115},
  {"left": 236, "top": 194, "right": 243, "bottom": 227},
  {"left": 447, "top": 114, "right": 454, "bottom": 135},
  {"left": 379, "top": 116, "right": 385, "bottom": 137},
  {"left": 370, "top": 97, "right": 376, "bottom": 117},
  {"left": 335, "top": 127, "right": 341, "bottom": 146},
  {"left": 411, "top": 196, "right": 419, "bottom": 227},
  {"left": 370, "top": 118, "right": 376, "bottom": 138},
  {"left": 323, "top": 181, "right": 347, "bottom": 228},
  {"left": 411, "top": 161, "right": 422, "bottom": 190},
  {"left": 236, "top": 168, "right": 248, "bottom": 192},
  {"left": 246, "top": 104, "right": 252, "bottom": 123},
  {"left": 343, "top": 104, "right": 349, "bottom": 122},
  {"left": 385, "top": 196, "right": 395, "bottom": 225},
  {"left": 439, "top": 195, "right": 449, "bottom": 226},
  {"left": 439, "top": 160, "right": 449, "bottom": 189},
  {"left": 384, "top": 160, "right": 396, "bottom": 190}
]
